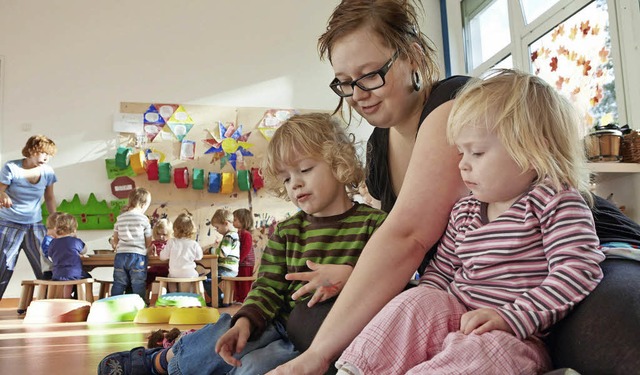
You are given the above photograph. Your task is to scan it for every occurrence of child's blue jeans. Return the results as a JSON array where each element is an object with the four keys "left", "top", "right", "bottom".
[
  {"left": 111, "top": 253, "right": 147, "bottom": 301},
  {"left": 167, "top": 313, "right": 299, "bottom": 375}
]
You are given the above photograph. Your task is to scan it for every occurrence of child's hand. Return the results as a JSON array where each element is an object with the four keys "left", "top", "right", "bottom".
[
  {"left": 459, "top": 308, "right": 514, "bottom": 335},
  {"left": 215, "top": 317, "right": 252, "bottom": 367},
  {"left": 0, "top": 191, "right": 12, "bottom": 208},
  {"left": 286, "top": 261, "right": 353, "bottom": 307}
]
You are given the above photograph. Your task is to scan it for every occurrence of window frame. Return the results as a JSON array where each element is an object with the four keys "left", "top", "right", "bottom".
[{"left": 444, "top": 0, "right": 640, "bottom": 129}]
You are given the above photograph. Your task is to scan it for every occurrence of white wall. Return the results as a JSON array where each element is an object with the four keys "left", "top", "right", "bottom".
[{"left": 0, "top": 0, "right": 445, "bottom": 298}]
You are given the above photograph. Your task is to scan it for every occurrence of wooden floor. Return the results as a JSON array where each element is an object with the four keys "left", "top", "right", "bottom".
[{"left": 0, "top": 299, "right": 240, "bottom": 375}]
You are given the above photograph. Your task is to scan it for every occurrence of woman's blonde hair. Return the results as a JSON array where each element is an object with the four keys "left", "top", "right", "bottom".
[
  {"left": 211, "top": 209, "right": 233, "bottom": 225},
  {"left": 448, "top": 69, "right": 591, "bottom": 202},
  {"left": 127, "top": 188, "right": 151, "bottom": 210},
  {"left": 55, "top": 213, "right": 78, "bottom": 236},
  {"left": 233, "top": 208, "right": 253, "bottom": 230},
  {"left": 261, "top": 113, "right": 365, "bottom": 199},
  {"left": 153, "top": 218, "right": 173, "bottom": 239},
  {"left": 173, "top": 213, "right": 196, "bottom": 239},
  {"left": 318, "top": 0, "right": 440, "bottom": 118},
  {"left": 22, "top": 135, "right": 57, "bottom": 157}
]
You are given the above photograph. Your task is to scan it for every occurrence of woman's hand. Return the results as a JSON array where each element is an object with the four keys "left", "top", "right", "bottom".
[
  {"left": 266, "top": 350, "right": 331, "bottom": 375},
  {"left": 286, "top": 261, "right": 353, "bottom": 307},
  {"left": 215, "top": 317, "right": 252, "bottom": 367},
  {"left": 459, "top": 308, "right": 514, "bottom": 335}
]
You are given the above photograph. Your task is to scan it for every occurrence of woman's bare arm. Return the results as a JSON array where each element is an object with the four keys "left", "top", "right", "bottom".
[{"left": 268, "top": 101, "right": 469, "bottom": 374}]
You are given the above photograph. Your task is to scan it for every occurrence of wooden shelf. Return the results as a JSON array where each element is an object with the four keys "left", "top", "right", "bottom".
[{"left": 587, "top": 162, "right": 640, "bottom": 173}]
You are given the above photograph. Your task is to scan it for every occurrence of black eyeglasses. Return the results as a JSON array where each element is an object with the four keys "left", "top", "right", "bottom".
[{"left": 330, "top": 51, "right": 399, "bottom": 98}]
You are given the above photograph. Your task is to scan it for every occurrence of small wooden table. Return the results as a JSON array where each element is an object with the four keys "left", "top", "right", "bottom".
[{"left": 81, "top": 254, "right": 219, "bottom": 307}]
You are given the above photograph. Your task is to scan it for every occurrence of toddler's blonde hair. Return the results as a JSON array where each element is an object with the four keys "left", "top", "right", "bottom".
[
  {"left": 261, "top": 113, "right": 364, "bottom": 199},
  {"left": 173, "top": 213, "right": 196, "bottom": 239},
  {"left": 447, "top": 69, "right": 591, "bottom": 202},
  {"left": 211, "top": 209, "right": 233, "bottom": 225},
  {"left": 55, "top": 213, "right": 78, "bottom": 236},
  {"left": 127, "top": 188, "right": 151, "bottom": 210},
  {"left": 45, "top": 211, "right": 63, "bottom": 230},
  {"left": 153, "top": 218, "right": 173, "bottom": 240}
]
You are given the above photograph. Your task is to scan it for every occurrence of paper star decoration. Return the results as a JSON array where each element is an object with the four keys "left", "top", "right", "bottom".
[{"left": 204, "top": 121, "right": 253, "bottom": 170}]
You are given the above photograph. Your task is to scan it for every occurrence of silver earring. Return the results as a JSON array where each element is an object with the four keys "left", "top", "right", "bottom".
[{"left": 412, "top": 70, "right": 422, "bottom": 91}]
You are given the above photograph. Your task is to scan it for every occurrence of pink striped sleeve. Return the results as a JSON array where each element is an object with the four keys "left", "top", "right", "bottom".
[{"left": 496, "top": 188, "right": 605, "bottom": 339}]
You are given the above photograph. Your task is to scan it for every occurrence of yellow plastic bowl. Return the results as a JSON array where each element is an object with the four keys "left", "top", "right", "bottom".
[
  {"left": 134, "top": 306, "right": 177, "bottom": 324},
  {"left": 168, "top": 307, "right": 220, "bottom": 325}
]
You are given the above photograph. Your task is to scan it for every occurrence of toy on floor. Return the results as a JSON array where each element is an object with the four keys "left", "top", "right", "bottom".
[
  {"left": 24, "top": 299, "right": 92, "bottom": 324},
  {"left": 87, "top": 294, "right": 146, "bottom": 323},
  {"left": 155, "top": 292, "right": 205, "bottom": 307},
  {"left": 147, "top": 328, "right": 197, "bottom": 349}
]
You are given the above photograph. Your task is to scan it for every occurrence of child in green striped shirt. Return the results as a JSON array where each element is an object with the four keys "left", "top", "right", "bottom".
[{"left": 98, "top": 113, "right": 386, "bottom": 375}]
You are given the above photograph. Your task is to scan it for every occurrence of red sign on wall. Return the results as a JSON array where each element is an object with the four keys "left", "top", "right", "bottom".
[{"left": 111, "top": 176, "right": 136, "bottom": 199}]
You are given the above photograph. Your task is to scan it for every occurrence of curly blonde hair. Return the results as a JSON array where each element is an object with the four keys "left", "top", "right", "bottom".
[
  {"left": 261, "top": 113, "right": 364, "bottom": 199},
  {"left": 55, "top": 213, "right": 78, "bottom": 236},
  {"left": 448, "top": 69, "right": 591, "bottom": 203},
  {"left": 172, "top": 213, "right": 196, "bottom": 239},
  {"left": 22, "top": 135, "right": 57, "bottom": 157}
]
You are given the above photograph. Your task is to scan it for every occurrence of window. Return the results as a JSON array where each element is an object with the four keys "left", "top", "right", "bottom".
[{"left": 446, "top": 0, "right": 640, "bottom": 131}]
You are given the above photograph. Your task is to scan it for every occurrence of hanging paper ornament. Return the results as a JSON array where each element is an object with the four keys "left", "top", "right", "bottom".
[
  {"left": 208, "top": 172, "right": 221, "bottom": 193},
  {"left": 174, "top": 167, "right": 189, "bottom": 189},
  {"left": 256, "top": 109, "right": 296, "bottom": 141},
  {"left": 204, "top": 121, "right": 254, "bottom": 170},
  {"left": 166, "top": 105, "right": 195, "bottom": 141},
  {"left": 147, "top": 160, "right": 159, "bottom": 180},
  {"left": 221, "top": 172, "right": 235, "bottom": 194},
  {"left": 158, "top": 162, "right": 172, "bottom": 183},
  {"left": 129, "top": 151, "right": 146, "bottom": 175},
  {"left": 153, "top": 103, "right": 179, "bottom": 123},
  {"left": 143, "top": 105, "right": 166, "bottom": 142},
  {"left": 115, "top": 147, "right": 132, "bottom": 169},
  {"left": 237, "top": 170, "right": 251, "bottom": 191},
  {"left": 251, "top": 167, "right": 264, "bottom": 191},
  {"left": 192, "top": 168, "right": 204, "bottom": 190}
]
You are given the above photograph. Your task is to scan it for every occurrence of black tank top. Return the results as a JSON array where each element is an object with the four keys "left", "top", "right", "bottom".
[{"left": 365, "top": 75, "right": 471, "bottom": 212}]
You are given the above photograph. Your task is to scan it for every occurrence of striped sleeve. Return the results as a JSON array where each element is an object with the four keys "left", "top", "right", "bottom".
[
  {"left": 420, "top": 209, "right": 461, "bottom": 290},
  {"left": 496, "top": 188, "right": 605, "bottom": 339}
]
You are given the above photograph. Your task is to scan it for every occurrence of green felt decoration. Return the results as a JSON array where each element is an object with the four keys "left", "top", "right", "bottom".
[{"left": 42, "top": 193, "right": 123, "bottom": 230}]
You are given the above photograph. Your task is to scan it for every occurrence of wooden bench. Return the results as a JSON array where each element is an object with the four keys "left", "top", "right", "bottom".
[{"left": 220, "top": 275, "right": 257, "bottom": 305}]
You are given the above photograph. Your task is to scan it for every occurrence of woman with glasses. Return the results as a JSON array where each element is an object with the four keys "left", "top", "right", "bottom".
[{"left": 270, "top": 1, "right": 640, "bottom": 374}]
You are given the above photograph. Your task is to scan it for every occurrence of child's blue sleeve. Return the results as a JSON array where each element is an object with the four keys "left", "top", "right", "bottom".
[{"left": 41, "top": 235, "right": 53, "bottom": 257}]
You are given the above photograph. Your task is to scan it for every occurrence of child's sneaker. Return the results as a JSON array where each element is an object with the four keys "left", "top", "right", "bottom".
[{"left": 98, "top": 346, "right": 162, "bottom": 375}]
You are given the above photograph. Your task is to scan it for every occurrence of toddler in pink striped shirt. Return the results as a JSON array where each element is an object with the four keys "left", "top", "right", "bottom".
[{"left": 336, "top": 69, "right": 605, "bottom": 375}]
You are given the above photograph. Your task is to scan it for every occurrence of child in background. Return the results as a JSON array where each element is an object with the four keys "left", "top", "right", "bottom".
[
  {"left": 110, "top": 188, "right": 152, "bottom": 302},
  {"left": 47, "top": 213, "right": 90, "bottom": 298},
  {"left": 159, "top": 213, "right": 203, "bottom": 278},
  {"left": 0, "top": 135, "right": 58, "bottom": 300},
  {"left": 41, "top": 211, "right": 63, "bottom": 280},
  {"left": 233, "top": 208, "right": 255, "bottom": 302},
  {"left": 203, "top": 208, "right": 240, "bottom": 306},
  {"left": 335, "top": 69, "right": 606, "bottom": 375},
  {"left": 145, "top": 218, "right": 172, "bottom": 292},
  {"left": 98, "top": 112, "right": 386, "bottom": 375}
]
